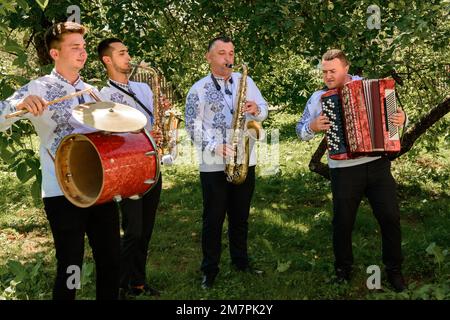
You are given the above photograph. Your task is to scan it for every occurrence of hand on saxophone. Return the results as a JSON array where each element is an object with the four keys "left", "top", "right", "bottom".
[
  {"left": 243, "top": 101, "right": 260, "bottom": 116},
  {"left": 16, "top": 95, "right": 48, "bottom": 116},
  {"left": 215, "top": 144, "right": 235, "bottom": 159}
]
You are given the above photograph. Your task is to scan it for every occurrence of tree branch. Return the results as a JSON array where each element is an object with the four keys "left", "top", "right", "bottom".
[
  {"left": 308, "top": 137, "right": 329, "bottom": 180},
  {"left": 391, "top": 95, "right": 450, "bottom": 159}
]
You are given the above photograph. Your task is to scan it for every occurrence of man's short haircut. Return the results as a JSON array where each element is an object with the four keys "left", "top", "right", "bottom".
[
  {"left": 322, "top": 49, "right": 350, "bottom": 66},
  {"left": 97, "top": 38, "right": 123, "bottom": 66},
  {"left": 208, "top": 36, "right": 233, "bottom": 52},
  {"left": 44, "top": 22, "right": 87, "bottom": 53}
]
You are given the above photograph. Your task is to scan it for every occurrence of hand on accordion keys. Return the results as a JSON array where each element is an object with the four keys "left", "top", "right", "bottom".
[
  {"left": 390, "top": 108, "right": 406, "bottom": 127},
  {"left": 310, "top": 112, "right": 331, "bottom": 133}
]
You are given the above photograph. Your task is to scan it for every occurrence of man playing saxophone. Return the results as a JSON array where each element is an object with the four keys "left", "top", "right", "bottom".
[
  {"left": 97, "top": 38, "right": 169, "bottom": 298},
  {"left": 185, "top": 36, "right": 268, "bottom": 289}
]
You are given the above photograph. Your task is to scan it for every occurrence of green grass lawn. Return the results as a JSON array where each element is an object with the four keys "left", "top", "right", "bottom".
[{"left": 0, "top": 111, "right": 449, "bottom": 300}]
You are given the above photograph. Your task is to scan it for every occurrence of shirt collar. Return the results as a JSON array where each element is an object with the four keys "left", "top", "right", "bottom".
[
  {"left": 210, "top": 73, "right": 233, "bottom": 83},
  {"left": 108, "top": 78, "right": 130, "bottom": 90},
  {"left": 51, "top": 69, "right": 82, "bottom": 87}
]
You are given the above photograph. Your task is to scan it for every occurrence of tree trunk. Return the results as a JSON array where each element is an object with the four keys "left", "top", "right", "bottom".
[{"left": 308, "top": 136, "right": 329, "bottom": 180}]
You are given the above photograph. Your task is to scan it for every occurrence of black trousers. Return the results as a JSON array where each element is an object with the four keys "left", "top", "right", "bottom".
[
  {"left": 199, "top": 166, "right": 256, "bottom": 276},
  {"left": 119, "top": 174, "right": 162, "bottom": 289},
  {"left": 43, "top": 196, "right": 120, "bottom": 300},
  {"left": 329, "top": 157, "right": 403, "bottom": 272}
]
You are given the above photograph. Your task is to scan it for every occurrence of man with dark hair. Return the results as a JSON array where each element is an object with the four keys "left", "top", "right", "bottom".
[
  {"left": 185, "top": 36, "right": 268, "bottom": 289},
  {"left": 97, "top": 37, "right": 168, "bottom": 298},
  {"left": 207, "top": 35, "right": 233, "bottom": 52},
  {"left": 97, "top": 37, "right": 123, "bottom": 66},
  {"left": 0, "top": 22, "right": 120, "bottom": 300},
  {"left": 296, "top": 49, "right": 407, "bottom": 292}
]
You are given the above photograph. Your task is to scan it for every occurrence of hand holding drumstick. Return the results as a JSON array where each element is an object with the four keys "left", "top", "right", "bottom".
[{"left": 5, "top": 88, "right": 96, "bottom": 119}]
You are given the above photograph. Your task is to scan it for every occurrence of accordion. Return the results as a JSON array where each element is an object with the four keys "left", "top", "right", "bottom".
[{"left": 321, "top": 79, "right": 400, "bottom": 160}]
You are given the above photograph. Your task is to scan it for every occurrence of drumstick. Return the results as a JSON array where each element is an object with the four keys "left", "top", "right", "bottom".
[
  {"left": 88, "top": 90, "right": 102, "bottom": 102},
  {"left": 5, "top": 88, "right": 94, "bottom": 119}
]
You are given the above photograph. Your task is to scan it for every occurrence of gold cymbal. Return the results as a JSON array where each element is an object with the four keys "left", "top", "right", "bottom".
[{"left": 72, "top": 101, "right": 148, "bottom": 132}]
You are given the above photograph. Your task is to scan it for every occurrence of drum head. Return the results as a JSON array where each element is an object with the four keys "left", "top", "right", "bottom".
[
  {"left": 72, "top": 101, "right": 147, "bottom": 132},
  {"left": 55, "top": 135, "right": 104, "bottom": 207}
]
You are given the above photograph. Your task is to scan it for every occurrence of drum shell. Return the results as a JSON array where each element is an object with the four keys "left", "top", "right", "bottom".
[{"left": 55, "top": 131, "right": 159, "bottom": 208}]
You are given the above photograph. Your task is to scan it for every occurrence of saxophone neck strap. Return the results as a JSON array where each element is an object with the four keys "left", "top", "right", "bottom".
[{"left": 108, "top": 80, "right": 154, "bottom": 120}]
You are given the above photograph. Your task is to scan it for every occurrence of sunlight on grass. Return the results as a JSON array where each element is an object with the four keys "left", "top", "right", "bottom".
[{"left": 260, "top": 209, "right": 310, "bottom": 234}]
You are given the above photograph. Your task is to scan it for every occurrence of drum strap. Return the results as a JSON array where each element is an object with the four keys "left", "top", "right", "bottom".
[{"left": 108, "top": 80, "right": 154, "bottom": 122}]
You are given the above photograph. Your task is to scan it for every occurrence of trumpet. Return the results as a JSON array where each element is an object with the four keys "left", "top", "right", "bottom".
[{"left": 128, "top": 61, "right": 182, "bottom": 164}]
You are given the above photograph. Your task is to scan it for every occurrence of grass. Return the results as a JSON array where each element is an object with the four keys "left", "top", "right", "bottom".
[{"left": 0, "top": 111, "right": 449, "bottom": 300}]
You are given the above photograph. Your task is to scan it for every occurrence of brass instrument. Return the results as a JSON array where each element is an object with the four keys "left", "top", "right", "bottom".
[
  {"left": 224, "top": 63, "right": 263, "bottom": 184},
  {"left": 129, "top": 62, "right": 182, "bottom": 163}
]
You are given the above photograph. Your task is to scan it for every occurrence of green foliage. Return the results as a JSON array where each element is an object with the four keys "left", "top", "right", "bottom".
[
  {"left": 0, "top": 257, "right": 96, "bottom": 299},
  {"left": 0, "top": 257, "right": 52, "bottom": 299},
  {"left": 0, "top": 0, "right": 448, "bottom": 193},
  {"left": 370, "top": 242, "right": 450, "bottom": 300}
]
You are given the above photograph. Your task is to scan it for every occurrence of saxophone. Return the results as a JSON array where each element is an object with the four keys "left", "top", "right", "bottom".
[
  {"left": 129, "top": 62, "right": 182, "bottom": 163},
  {"left": 224, "top": 64, "right": 263, "bottom": 184}
]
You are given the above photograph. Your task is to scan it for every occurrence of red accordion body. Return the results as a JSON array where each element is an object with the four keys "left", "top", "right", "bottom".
[{"left": 321, "top": 79, "right": 401, "bottom": 160}]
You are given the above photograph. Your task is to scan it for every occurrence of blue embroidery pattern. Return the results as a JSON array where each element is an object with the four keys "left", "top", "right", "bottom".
[
  {"left": 44, "top": 82, "right": 74, "bottom": 154},
  {"left": 12, "top": 84, "right": 29, "bottom": 100},
  {"left": 212, "top": 113, "right": 227, "bottom": 143},
  {"left": 204, "top": 82, "right": 223, "bottom": 104},
  {"left": 185, "top": 92, "right": 200, "bottom": 133},
  {"left": 110, "top": 92, "right": 126, "bottom": 104},
  {"left": 0, "top": 85, "right": 29, "bottom": 116},
  {"left": 51, "top": 69, "right": 81, "bottom": 87},
  {"left": 205, "top": 82, "right": 227, "bottom": 142}
]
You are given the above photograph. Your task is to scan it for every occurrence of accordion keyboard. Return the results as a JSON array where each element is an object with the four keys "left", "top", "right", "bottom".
[
  {"left": 321, "top": 93, "right": 348, "bottom": 156},
  {"left": 385, "top": 89, "right": 399, "bottom": 140}
]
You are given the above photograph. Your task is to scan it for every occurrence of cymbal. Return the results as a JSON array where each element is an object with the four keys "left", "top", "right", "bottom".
[{"left": 72, "top": 102, "right": 148, "bottom": 132}]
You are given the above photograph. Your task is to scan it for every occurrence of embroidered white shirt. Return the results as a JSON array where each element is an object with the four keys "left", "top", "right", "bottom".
[
  {"left": 0, "top": 69, "right": 102, "bottom": 197},
  {"left": 185, "top": 72, "right": 268, "bottom": 172},
  {"left": 100, "top": 79, "right": 153, "bottom": 132}
]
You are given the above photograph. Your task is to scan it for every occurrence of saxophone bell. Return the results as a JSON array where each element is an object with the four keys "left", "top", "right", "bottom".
[{"left": 246, "top": 120, "right": 265, "bottom": 141}]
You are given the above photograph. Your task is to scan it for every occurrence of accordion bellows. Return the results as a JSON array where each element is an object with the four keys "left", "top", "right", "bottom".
[{"left": 321, "top": 79, "right": 401, "bottom": 160}]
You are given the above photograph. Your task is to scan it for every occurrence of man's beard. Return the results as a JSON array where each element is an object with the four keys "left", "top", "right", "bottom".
[{"left": 113, "top": 62, "right": 131, "bottom": 75}]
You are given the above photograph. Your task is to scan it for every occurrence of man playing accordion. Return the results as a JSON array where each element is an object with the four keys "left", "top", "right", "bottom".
[{"left": 296, "top": 49, "right": 407, "bottom": 292}]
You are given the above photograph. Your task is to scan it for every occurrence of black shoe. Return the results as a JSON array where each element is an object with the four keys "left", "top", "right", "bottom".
[
  {"left": 119, "top": 288, "right": 128, "bottom": 300},
  {"left": 129, "top": 284, "right": 161, "bottom": 297},
  {"left": 387, "top": 270, "right": 406, "bottom": 292},
  {"left": 201, "top": 274, "right": 216, "bottom": 289},
  {"left": 335, "top": 267, "right": 352, "bottom": 282},
  {"left": 234, "top": 265, "right": 264, "bottom": 275}
]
